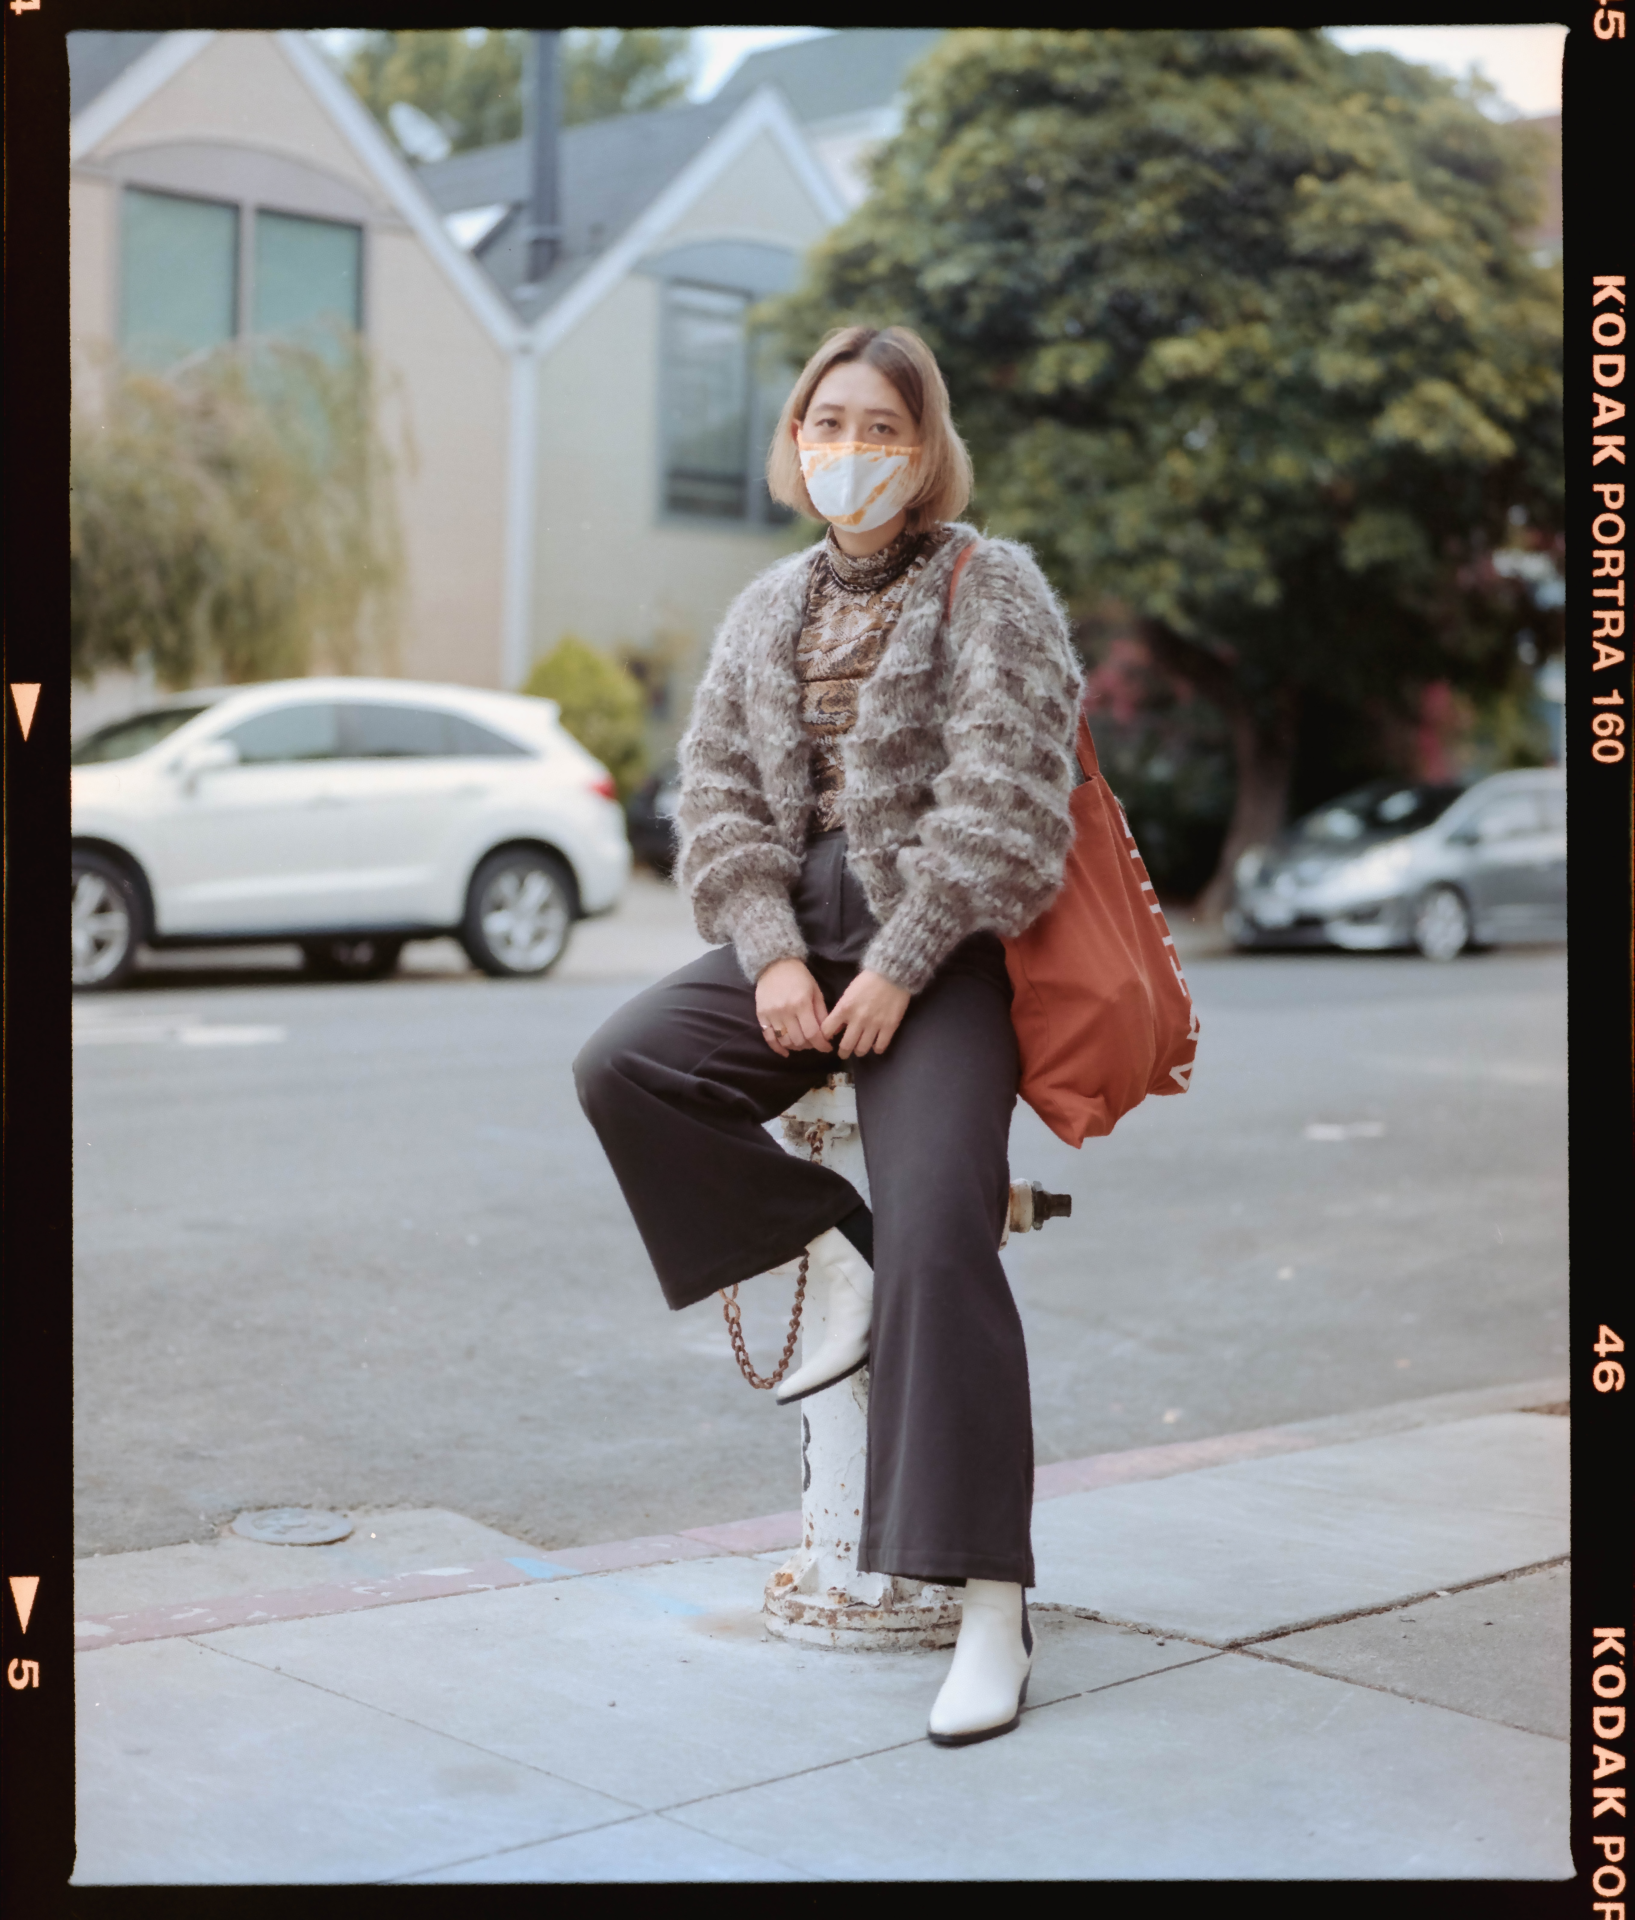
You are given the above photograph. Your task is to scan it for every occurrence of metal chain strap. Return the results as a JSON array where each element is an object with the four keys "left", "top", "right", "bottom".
[{"left": 720, "top": 1131, "right": 824, "bottom": 1389}]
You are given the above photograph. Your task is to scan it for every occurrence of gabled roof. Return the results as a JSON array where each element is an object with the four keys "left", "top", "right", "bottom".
[
  {"left": 416, "top": 93, "right": 744, "bottom": 320},
  {"left": 69, "top": 30, "right": 522, "bottom": 351},
  {"left": 67, "top": 31, "right": 844, "bottom": 352},
  {"left": 712, "top": 28, "right": 942, "bottom": 125}
]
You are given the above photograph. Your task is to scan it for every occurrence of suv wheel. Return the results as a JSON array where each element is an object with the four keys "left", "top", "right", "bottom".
[
  {"left": 301, "top": 937, "right": 404, "bottom": 982},
  {"left": 1413, "top": 885, "right": 1472, "bottom": 961},
  {"left": 462, "top": 849, "right": 574, "bottom": 978},
  {"left": 73, "top": 851, "right": 141, "bottom": 991}
]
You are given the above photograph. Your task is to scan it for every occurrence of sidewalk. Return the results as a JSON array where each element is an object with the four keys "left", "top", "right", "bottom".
[{"left": 71, "top": 1375, "right": 1569, "bottom": 1884}]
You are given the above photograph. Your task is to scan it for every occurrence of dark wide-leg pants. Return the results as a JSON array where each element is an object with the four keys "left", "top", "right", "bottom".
[{"left": 573, "top": 832, "right": 1035, "bottom": 1587}]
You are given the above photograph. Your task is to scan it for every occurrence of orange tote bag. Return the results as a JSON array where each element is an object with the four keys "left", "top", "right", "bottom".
[{"left": 947, "top": 543, "right": 1200, "bottom": 1146}]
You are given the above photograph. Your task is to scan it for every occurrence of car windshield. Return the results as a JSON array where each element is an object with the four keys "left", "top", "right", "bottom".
[
  {"left": 1294, "top": 780, "right": 1466, "bottom": 845},
  {"left": 72, "top": 707, "right": 211, "bottom": 764}
]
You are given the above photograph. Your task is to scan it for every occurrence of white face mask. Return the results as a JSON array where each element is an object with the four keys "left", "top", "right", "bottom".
[{"left": 797, "top": 439, "right": 921, "bottom": 532}]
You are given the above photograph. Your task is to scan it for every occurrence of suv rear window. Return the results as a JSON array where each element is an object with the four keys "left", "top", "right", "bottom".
[
  {"left": 71, "top": 707, "right": 210, "bottom": 764},
  {"left": 223, "top": 703, "right": 342, "bottom": 763},
  {"left": 338, "top": 703, "right": 532, "bottom": 759}
]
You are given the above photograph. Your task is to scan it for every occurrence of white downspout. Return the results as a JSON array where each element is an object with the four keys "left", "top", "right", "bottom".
[{"left": 500, "top": 342, "right": 540, "bottom": 690}]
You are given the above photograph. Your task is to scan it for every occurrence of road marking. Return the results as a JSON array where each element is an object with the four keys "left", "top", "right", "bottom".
[
  {"left": 178, "top": 1026, "right": 286, "bottom": 1047},
  {"left": 73, "top": 1021, "right": 286, "bottom": 1047},
  {"left": 1374, "top": 1053, "right": 1563, "bottom": 1087},
  {"left": 1304, "top": 1121, "right": 1387, "bottom": 1141}
]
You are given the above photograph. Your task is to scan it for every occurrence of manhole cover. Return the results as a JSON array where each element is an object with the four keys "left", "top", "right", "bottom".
[{"left": 231, "top": 1508, "right": 353, "bottom": 1545}]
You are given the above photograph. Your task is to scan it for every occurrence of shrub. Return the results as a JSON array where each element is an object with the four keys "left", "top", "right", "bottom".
[
  {"left": 523, "top": 637, "right": 647, "bottom": 799},
  {"left": 71, "top": 331, "right": 405, "bottom": 690}
]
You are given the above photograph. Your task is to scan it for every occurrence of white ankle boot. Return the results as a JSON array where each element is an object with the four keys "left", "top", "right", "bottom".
[
  {"left": 772, "top": 1227, "right": 873, "bottom": 1405},
  {"left": 927, "top": 1581, "right": 1033, "bottom": 1747}
]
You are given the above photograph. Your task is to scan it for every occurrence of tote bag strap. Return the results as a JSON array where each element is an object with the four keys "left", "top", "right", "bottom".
[
  {"left": 944, "top": 538, "right": 979, "bottom": 621},
  {"left": 1075, "top": 709, "right": 1101, "bottom": 782}
]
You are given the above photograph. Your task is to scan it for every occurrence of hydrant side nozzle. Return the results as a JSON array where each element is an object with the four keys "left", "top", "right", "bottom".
[{"left": 1031, "top": 1186, "right": 1072, "bottom": 1226}]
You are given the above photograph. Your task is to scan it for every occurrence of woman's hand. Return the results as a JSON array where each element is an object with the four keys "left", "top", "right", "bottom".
[
  {"left": 821, "top": 969, "right": 911, "bottom": 1059},
  {"left": 755, "top": 958, "right": 832, "bottom": 1057}
]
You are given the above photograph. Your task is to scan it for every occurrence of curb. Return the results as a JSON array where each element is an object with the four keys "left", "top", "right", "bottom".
[{"left": 74, "top": 1374, "right": 1567, "bottom": 1655}]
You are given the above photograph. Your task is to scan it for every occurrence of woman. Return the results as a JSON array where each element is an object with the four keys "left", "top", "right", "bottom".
[{"left": 574, "top": 325, "right": 1083, "bottom": 1746}]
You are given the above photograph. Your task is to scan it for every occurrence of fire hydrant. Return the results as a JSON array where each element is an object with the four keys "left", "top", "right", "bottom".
[{"left": 762, "top": 1071, "right": 1070, "bottom": 1651}]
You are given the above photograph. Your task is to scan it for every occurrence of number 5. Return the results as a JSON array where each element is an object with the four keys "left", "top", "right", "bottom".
[{"left": 1595, "top": 9, "right": 1627, "bottom": 36}]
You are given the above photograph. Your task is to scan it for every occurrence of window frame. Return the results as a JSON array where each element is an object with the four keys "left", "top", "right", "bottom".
[
  {"left": 656, "top": 277, "right": 793, "bottom": 532},
  {"left": 331, "top": 701, "right": 538, "bottom": 762},
  {"left": 250, "top": 202, "right": 367, "bottom": 344},
  {"left": 217, "top": 700, "right": 345, "bottom": 766},
  {"left": 116, "top": 181, "right": 369, "bottom": 371},
  {"left": 117, "top": 184, "right": 243, "bottom": 370}
]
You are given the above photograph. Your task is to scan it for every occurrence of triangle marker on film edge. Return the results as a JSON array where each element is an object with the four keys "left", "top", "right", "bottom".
[
  {"left": 10, "top": 1576, "right": 39, "bottom": 1634},
  {"left": 11, "top": 684, "right": 41, "bottom": 740}
]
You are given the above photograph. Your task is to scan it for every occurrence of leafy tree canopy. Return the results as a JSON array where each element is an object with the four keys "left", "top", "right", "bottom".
[
  {"left": 767, "top": 28, "right": 1563, "bottom": 900},
  {"left": 340, "top": 29, "right": 694, "bottom": 157}
]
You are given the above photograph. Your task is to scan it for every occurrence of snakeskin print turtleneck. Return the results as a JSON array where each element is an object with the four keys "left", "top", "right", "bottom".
[{"left": 796, "top": 522, "right": 956, "bottom": 832}]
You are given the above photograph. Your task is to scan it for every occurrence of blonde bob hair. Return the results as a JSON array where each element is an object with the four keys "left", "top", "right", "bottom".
[{"left": 766, "top": 325, "right": 973, "bottom": 531}]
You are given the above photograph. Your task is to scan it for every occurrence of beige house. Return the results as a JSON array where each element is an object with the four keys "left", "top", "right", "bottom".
[{"left": 69, "top": 30, "right": 844, "bottom": 735}]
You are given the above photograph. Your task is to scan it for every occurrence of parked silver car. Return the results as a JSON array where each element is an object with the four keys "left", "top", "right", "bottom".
[{"left": 1225, "top": 767, "right": 1565, "bottom": 960}]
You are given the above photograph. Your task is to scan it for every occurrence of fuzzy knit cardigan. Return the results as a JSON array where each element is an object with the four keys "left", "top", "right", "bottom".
[{"left": 675, "top": 521, "right": 1085, "bottom": 996}]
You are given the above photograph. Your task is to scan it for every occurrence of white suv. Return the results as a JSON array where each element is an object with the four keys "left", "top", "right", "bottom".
[{"left": 71, "top": 678, "right": 632, "bottom": 990}]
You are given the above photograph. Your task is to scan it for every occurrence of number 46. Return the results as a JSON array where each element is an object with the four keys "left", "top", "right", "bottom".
[{"left": 1594, "top": 1325, "right": 1624, "bottom": 1394}]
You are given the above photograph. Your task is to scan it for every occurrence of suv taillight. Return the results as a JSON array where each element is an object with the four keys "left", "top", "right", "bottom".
[{"left": 588, "top": 773, "right": 617, "bottom": 801}]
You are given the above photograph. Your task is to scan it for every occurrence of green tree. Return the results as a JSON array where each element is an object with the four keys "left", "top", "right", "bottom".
[
  {"left": 523, "top": 637, "right": 648, "bottom": 800},
  {"left": 71, "top": 332, "right": 406, "bottom": 689},
  {"left": 339, "top": 29, "right": 693, "bottom": 157},
  {"left": 769, "top": 28, "right": 1563, "bottom": 908}
]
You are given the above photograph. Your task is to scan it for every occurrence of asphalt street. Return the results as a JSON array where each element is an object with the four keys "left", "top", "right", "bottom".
[{"left": 73, "top": 880, "right": 1568, "bottom": 1559}]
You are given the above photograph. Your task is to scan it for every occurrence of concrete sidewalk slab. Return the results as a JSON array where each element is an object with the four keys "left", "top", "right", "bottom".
[
  {"left": 1030, "top": 1411, "right": 1566, "bottom": 1642},
  {"left": 176, "top": 1561, "right": 1205, "bottom": 1824},
  {"left": 72, "top": 1402, "right": 1571, "bottom": 1884},
  {"left": 1260, "top": 1562, "right": 1569, "bottom": 1738},
  {"left": 72, "top": 1635, "right": 635, "bottom": 1886},
  {"left": 405, "top": 1812, "right": 809, "bottom": 1884},
  {"left": 669, "top": 1644, "right": 1569, "bottom": 1882}
]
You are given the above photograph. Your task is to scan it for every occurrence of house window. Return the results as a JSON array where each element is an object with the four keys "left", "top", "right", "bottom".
[
  {"left": 253, "top": 211, "right": 363, "bottom": 345},
  {"left": 119, "top": 188, "right": 239, "bottom": 369},
  {"left": 119, "top": 190, "right": 364, "bottom": 371},
  {"left": 661, "top": 283, "right": 792, "bottom": 524}
]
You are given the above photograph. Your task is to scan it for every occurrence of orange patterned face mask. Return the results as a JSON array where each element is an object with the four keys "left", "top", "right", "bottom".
[{"left": 796, "top": 439, "right": 921, "bottom": 531}]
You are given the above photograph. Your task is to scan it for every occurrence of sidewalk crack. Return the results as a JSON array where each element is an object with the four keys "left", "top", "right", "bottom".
[
  {"left": 1227, "top": 1642, "right": 1570, "bottom": 1742},
  {"left": 385, "top": 1811, "right": 652, "bottom": 1884},
  {"left": 653, "top": 1650, "right": 1229, "bottom": 1817},
  {"left": 1224, "top": 1555, "right": 1569, "bottom": 1648},
  {"left": 191, "top": 1636, "right": 650, "bottom": 1813}
]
